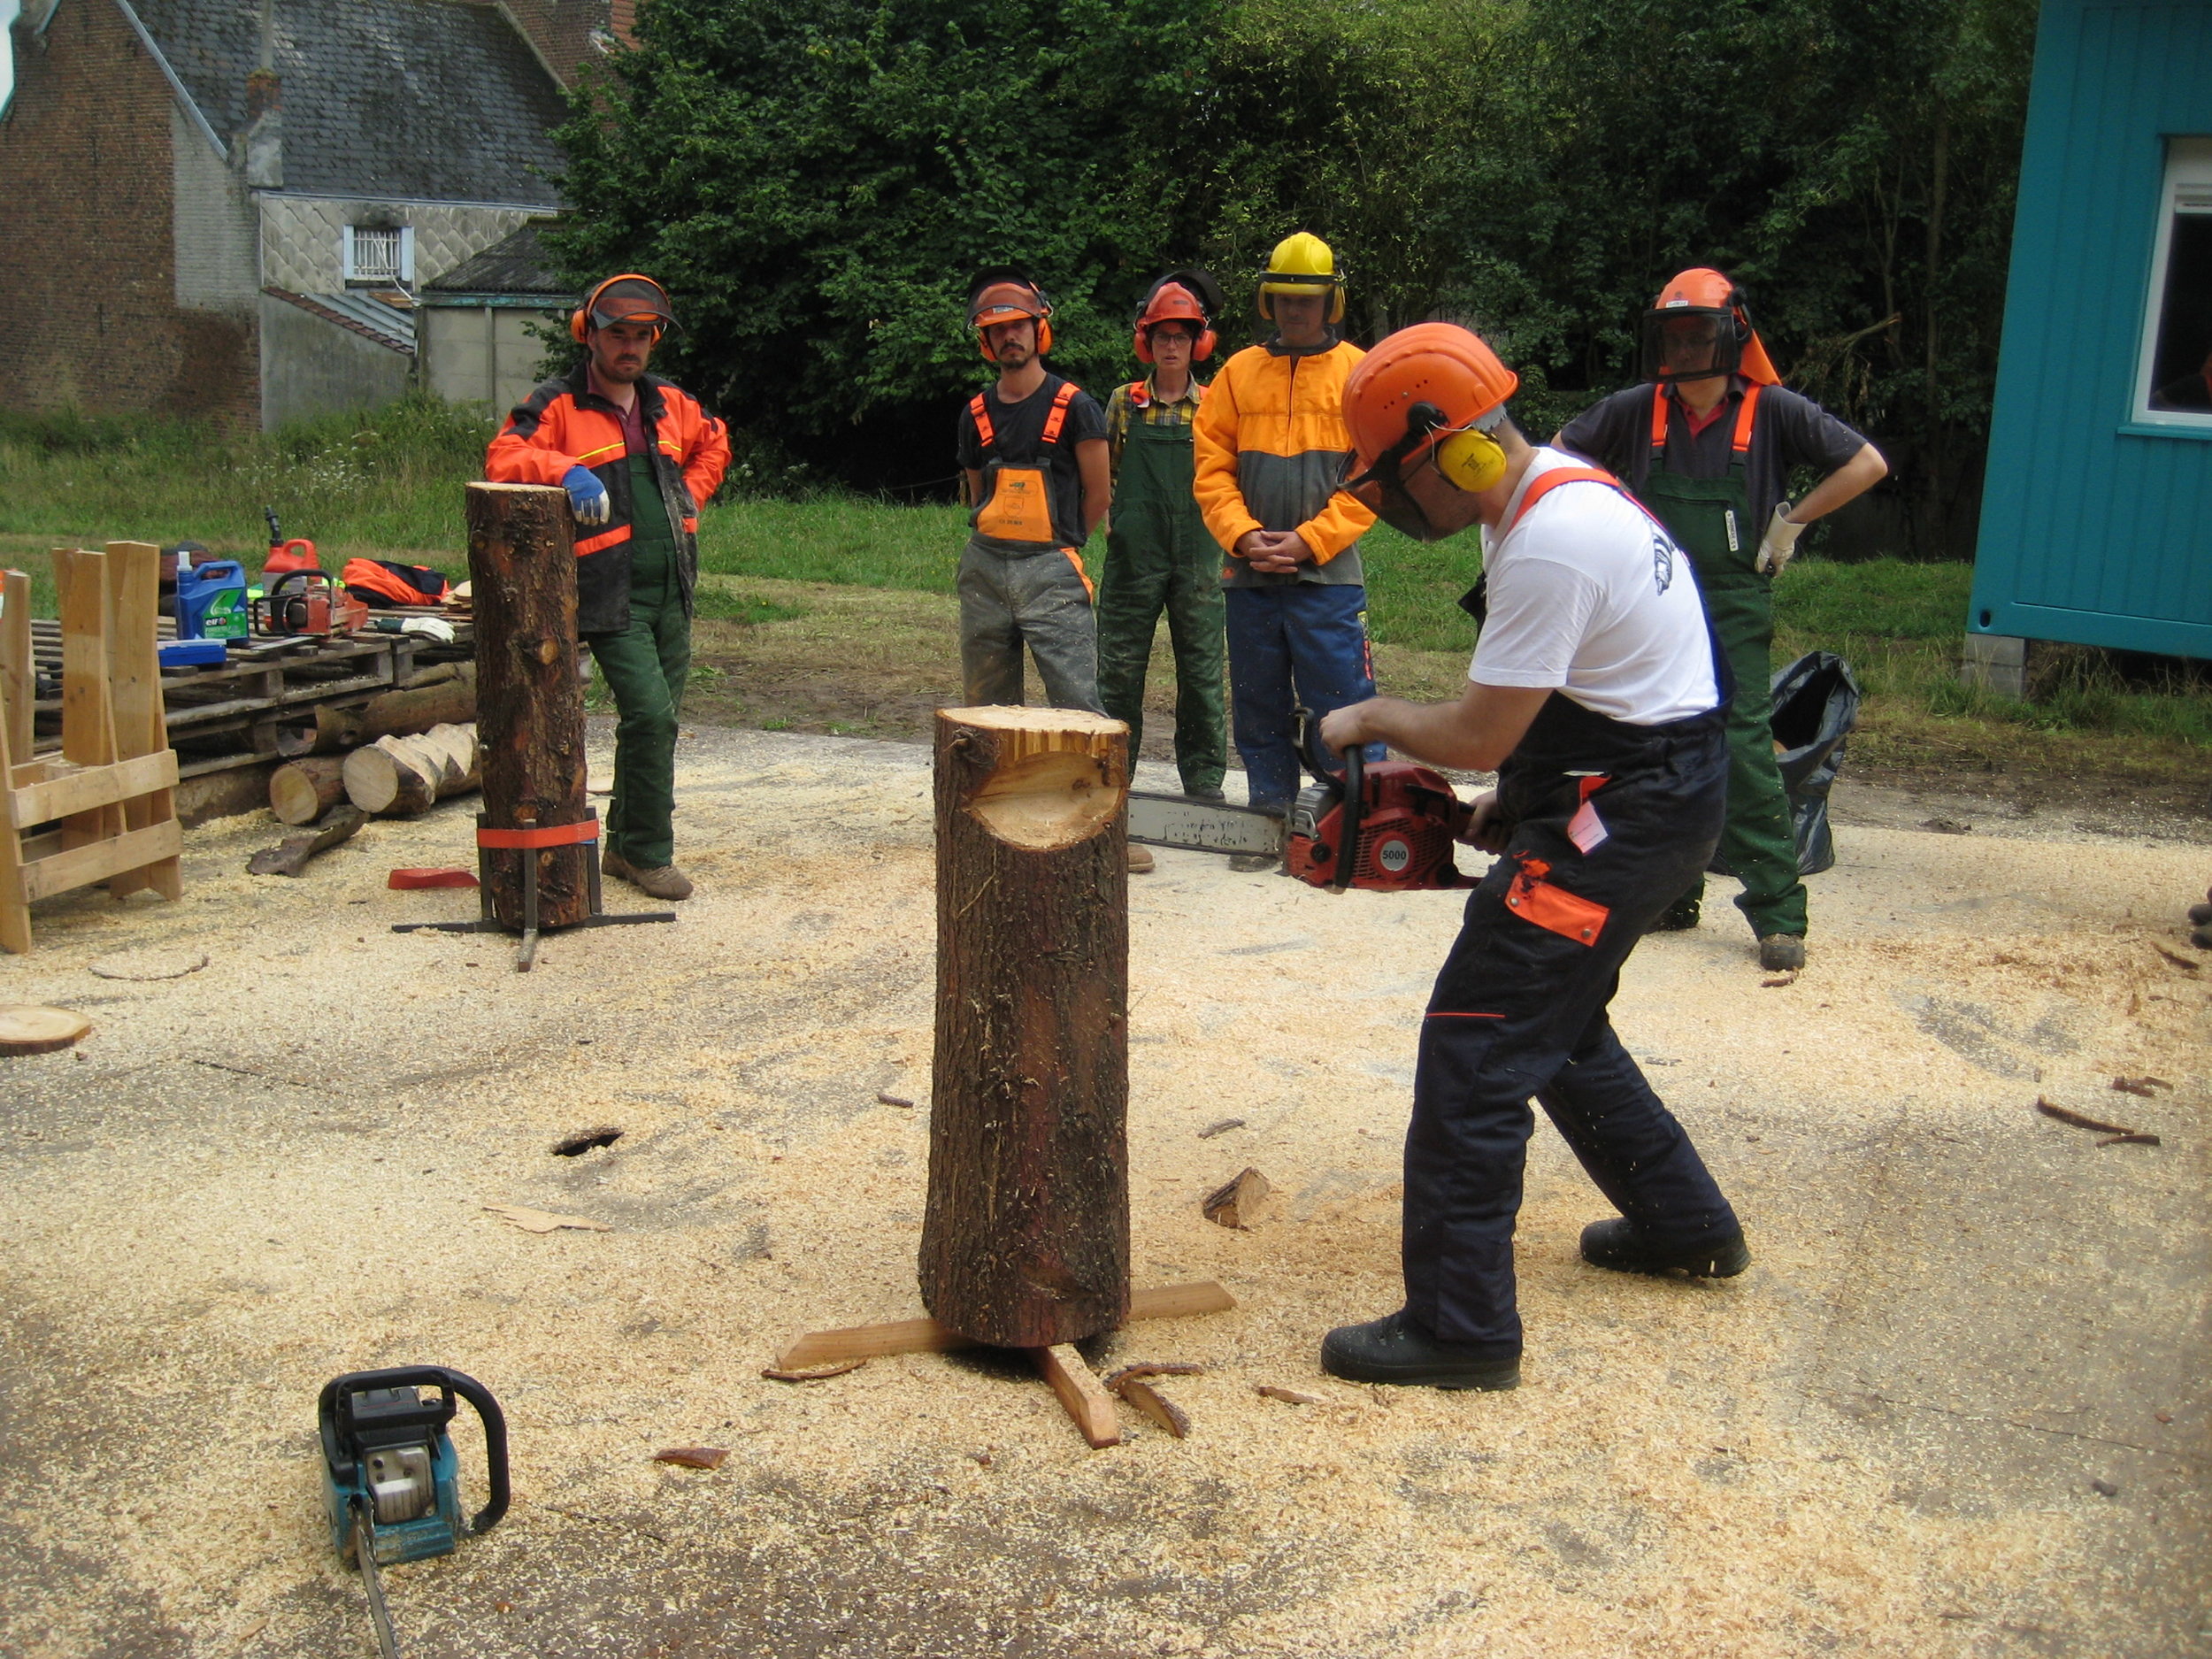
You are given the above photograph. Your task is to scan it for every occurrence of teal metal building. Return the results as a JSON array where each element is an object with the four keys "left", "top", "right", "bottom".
[{"left": 1968, "top": 0, "right": 2211, "bottom": 670}]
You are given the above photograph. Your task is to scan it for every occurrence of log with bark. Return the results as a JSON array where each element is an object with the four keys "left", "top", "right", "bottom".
[
  {"left": 274, "top": 662, "right": 478, "bottom": 757},
  {"left": 268, "top": 756, "right": 348, "bottom": 826},
  {"left": 918, "top": 705, "right": 1131, "bottom": 1349},
  {"left": 246, "top": 805, "right": 367, "bottom": 877},
  {"left": 466, "top": 482, "right": 593, "bottom": 931},
  {"left": 342, "top": 723, "right": 479, "bottom": 818}
]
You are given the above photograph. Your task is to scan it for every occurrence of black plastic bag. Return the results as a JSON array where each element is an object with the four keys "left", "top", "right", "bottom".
[{"left": 1768, "top": 650, "right": 1861, "bottom": 875}]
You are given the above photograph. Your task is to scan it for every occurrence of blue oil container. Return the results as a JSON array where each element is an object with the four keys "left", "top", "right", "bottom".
[{"left": 175, "top": 559, "right": 249, "bottom": 641}]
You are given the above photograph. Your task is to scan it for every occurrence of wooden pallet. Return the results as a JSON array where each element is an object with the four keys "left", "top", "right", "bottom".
[{"left": 2, "top": 546, "right": 183, "bottom": 954}]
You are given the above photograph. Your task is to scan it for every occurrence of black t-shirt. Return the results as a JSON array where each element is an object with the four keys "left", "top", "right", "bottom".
[
  {"left": 1556, "top": 379, "right": 1870, "bottom": 531},
  {"left": 956, "top": 373, "right": 1108, "bottom": 550}
]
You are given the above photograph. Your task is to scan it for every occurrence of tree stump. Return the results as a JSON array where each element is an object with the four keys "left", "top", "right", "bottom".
[
  {"left": 918, "top": 706, "right": 1132, "bottom": 1348},
  {"left": 466, "top": 483, "right": 590, "bottom": 930}
]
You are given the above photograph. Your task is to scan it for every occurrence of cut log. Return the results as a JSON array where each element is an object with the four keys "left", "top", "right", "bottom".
[
  {"left": 342, "top": 726, "right": 479, "bottom": 818},
  {"left": 269, "top": 757, "right": 348, "bottom": 825},
  {"left": 0, "top": 1005, "right": 92, "bottom": 1055},
  {"left": 918, "top": 705, "right": 1131, "bottom": 1349},
  {"left": 247, "top": 805, "right": 367, "bottom": 877},
  {"left": 467, "top": 482, "right": 592, "bottom": 931},
  {"left": 274, "top": 663, "right": 478, "bottom": 757}
]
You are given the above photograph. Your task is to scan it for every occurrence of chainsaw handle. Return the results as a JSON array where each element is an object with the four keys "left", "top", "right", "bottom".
[{"left": 317, "top": 1365, "right": 510, "bottom": 1535}]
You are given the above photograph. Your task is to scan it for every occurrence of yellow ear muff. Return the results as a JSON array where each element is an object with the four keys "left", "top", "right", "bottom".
[{"left": 1433, "top": 426, "right": 1506, "bottom": 492}]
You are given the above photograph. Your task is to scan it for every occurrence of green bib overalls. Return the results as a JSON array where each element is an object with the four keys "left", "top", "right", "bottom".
[
  {"left": 1639, "top": 387, "right": 1807, "bottom": 939},
  {"left": 586, "top": 450, "right": 691, "bottom": 870},
  {"left": 1095, "top": 393, "right": 1228, "bottom": 795}
]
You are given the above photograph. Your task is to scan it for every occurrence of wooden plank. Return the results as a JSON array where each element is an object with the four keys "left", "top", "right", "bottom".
[
  {"left": 103, "top": 542, "right": 178, "bottom": 900},
  {"left": 22, "top": 820, "right": 183, "bottom": 902},
  {"left": 1, "top": 569, "right": 29, "bottom": 765},
  {"left": 10, "top": 750, "right": 179, "bottom": 827},
  {"left": 1028, "top": 1344, "right": 1121, "bottom": 1448},
  {"left": 53, "top": 549, "right": 121, "bottom": 853},
  {"left": 770, "top": 1281, "right": 1235, "bottom": 1371}
]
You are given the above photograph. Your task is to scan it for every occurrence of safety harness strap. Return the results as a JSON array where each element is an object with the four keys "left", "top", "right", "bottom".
[
  {"left": 1040, "top": 380, "right": 1078, "bottom": 445},
  {"left": 969, "top": 393, "right": 994, "bottom": 452},
  {"left": 1648, "top": 382, "right": 1762, "bottom": 455}
]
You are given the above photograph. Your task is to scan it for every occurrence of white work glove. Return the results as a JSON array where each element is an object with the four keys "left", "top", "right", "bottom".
[
  {"left": 1756, "top": 503, "right": 1806, "bottom": 576},
  {"left": 400, "top": 617, "right": 457, "bottom": 644}
]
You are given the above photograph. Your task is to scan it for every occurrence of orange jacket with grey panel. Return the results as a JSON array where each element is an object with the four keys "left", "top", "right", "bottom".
[
  {"left": 1191, "top": 338, "right": 1376, "bottom": 588},
  {"left": 485, "top": 364, "right": 731, "bottom": 634}
]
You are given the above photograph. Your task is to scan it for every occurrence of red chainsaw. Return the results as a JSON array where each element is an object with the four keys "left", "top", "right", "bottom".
[{"left": 1125, "top": 712, "right": 1479, "bottom": 892}]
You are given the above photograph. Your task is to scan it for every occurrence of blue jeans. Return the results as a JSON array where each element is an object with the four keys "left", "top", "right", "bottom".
[{"left": 1224, "top": 583, "right": 1382, "bottom": 810}]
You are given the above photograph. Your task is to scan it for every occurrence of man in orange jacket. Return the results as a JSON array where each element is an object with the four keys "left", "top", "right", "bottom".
[
  {"left": 486, "top": 274, "right": 729, "bottom": 900},
  {"left": 1192, "top": 233, "right": 1379, "bottom": 863}
]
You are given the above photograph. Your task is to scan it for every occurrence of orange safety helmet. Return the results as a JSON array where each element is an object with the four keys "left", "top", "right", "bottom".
[
  {"left": 570, "top": 273, "right": 677, "bottom": 344},
  {"left": 1132, "top": 269, "right": 1223, "bottom": 364},
  {"left": 1342, "top": 324, "right": 1521, "bottom": 537},
  {"left": 1641, "top": 267, "right": 1780, "bottom": 387},
  {"left": 968, "top": 269, "right": 1054, "bottom": 360}
]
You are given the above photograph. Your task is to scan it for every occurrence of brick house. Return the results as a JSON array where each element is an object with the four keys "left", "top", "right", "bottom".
[{"left": 0, "top": 0, "right": 626, "bottom": 429}]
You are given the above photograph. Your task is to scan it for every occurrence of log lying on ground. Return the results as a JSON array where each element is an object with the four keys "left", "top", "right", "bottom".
[
  {"left": 247, "top": 805, "right": 368, "bottom": 876},
  {"left": 269, "top": 756, "right": 349, "bottom": 825},
  {"left": 275, "top": 662, "right": 478, "bottom": 757},
  {"left": 342, "top": 722, "right": 480, "bottom": 818}
]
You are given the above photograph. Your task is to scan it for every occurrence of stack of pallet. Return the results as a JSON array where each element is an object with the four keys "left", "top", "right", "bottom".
[{"left": 1, "top": 545, "right": 183, "bottom": 954}]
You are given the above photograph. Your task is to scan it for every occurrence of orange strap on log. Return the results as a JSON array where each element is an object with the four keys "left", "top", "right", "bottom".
[{"left": 476, "top": 820, "right": 601, "bottom": 849}]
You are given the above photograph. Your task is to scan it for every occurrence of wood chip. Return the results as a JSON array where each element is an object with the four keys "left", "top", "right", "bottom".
[
  {"left": 2096, "top": 1133, "right": 2162, "bottom": 1148},
  {"left": 761, "top": 1357, "right": 866, "bottom": 1382},
  {"left": 1256, "top": 1385, "right": 1325, "bottom": 1405},
  {"left": 1202, "top": 1167, "right": 1271, "bottom": 1229},
  {"left": 653, "top": 1446, "right": 728, "bottom": 1470},
  {"left": 0, "top": 1005, "right": 93, "bottom": 1056},
  {"left": 2110, "top": 1075, "right": 2171, "bottom": 1097},
  {"left": 481, "top": 1203, "right": 613, "bottom": 1233},
  {"left": 87, "top": 949, "right": 208, "bottom": 981},
  {"left": 1198, "top": 1118, "right": 1246, "bottom": 1139},
  {"left": 1117, "top": 1378, "right": 1191, "bottom": 1438},
  {"left": 2152, "top": 942, "right": 2200, "bottom": 972},
  {"left": 1761, "top": 969, "right": 1800, "bottom": 988},
  {"left": 2035, "top": 1098, "right": 2138, "bottom": 1136},
  {"left": 1104, "top": 1363, "right": 1206, "bottom": 1390},
  {"left": 876, "top": 1091, "right": 914, "bottom": 1108}
]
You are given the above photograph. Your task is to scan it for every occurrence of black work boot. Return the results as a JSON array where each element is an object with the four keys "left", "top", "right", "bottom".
[
  {"left": 1319, "top": 1310, "right": 1521, "bottom": 1391},
  {"left": 1649, "top": 894, "right": 1701, "bottom": 933},
  {"left": 1579, "top": 1217, "right": 1750, "bottom": 1279},
  {"left": 1757, "top": 933, "right": 1806, "bottom": 972}
]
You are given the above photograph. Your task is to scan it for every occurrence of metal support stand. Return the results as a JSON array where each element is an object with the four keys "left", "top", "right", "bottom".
[{"left": 392, "top": 810, "right": 672, "bottom": 971}]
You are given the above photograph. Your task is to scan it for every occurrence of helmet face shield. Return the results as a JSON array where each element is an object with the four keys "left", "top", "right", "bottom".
[{"left": 1641, "top": 305, "right": 1740, "bottom": 384}]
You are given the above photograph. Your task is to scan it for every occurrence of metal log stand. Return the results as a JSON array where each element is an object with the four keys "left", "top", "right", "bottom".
[{"left": 393, "top": 483, "right": 671, "bottom": 971}]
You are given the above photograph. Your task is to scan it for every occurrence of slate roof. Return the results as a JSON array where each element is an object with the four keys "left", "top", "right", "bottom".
[
  {"left": 421, "top": 221, "right": 565, "bottom": 296},
  {"left": 131, "top": 0, "right": 567, "bottom": 204}
]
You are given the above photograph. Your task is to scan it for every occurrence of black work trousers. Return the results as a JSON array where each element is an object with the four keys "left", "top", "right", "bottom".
[{"left": 1403, "top": 693, "right": 1741, "bottom": 1349}]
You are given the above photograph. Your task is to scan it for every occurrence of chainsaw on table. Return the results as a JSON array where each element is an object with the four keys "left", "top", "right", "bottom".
[
  {"left": 1126, "top": 713, "right": 1480, "bottom": 893},
  {"left": 319, "top": 1366, "right": 509, "bottom": 1658}
]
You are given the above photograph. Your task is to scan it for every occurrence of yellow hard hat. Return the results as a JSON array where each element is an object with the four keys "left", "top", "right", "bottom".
[{"left": 1257, "top": 232, "right": 1345, "bottom": 323}]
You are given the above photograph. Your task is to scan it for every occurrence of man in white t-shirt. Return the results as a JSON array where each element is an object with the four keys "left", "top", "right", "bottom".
[{"left": 1311, "top": 324, "right": 1747, "bottom": 1392}]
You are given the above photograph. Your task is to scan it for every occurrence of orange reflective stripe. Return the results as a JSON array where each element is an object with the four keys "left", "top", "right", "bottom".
[
  {"left": 1648, "top": 384, "right": 1669, "bottom": 451},
  {"left": 1507, "top": 465, "right": 1621, "bottom": 534},
  {"left": 1040, "top": 380, "right": 1077, "bottom": 444},
  {"left": 1062, "top": 546, "right": 1094, "bottom": 601},
  {"left": 970, "top": 393, "right": 995, "bottom": 451},
  {"left": 574, "top": 525, "right": 632, "bottom": 557},
  {"left": 1732, "top": 382, "right": 1760, "bottom": 454}
]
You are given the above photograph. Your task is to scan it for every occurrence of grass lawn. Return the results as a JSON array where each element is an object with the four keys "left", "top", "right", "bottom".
[{"left": 3, "top": 402, "right": 2204, "bottom": 803}]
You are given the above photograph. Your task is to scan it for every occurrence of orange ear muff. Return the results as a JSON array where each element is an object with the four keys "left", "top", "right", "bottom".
[
  {"left": 572, "top": 273, "right": 669, "bottom": 345},
  {"left": 1194, "top": 327, "right": 1217, "bottom": 361}
]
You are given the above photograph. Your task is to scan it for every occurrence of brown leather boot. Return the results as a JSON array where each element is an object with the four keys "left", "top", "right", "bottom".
[{"left": 603, "top": 848, "right": 694, "bottom": 902}]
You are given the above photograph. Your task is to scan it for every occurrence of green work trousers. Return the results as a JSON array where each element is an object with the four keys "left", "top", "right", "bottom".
[
  {"left": 1640, "top": 463, "right": 1808, "bottom": 940},
  {"left": 587, "top": 453, "right": 690, "bottom": 870},
  {"left": 1095, "top": 414, "right": 1227, "bottom": 794}
]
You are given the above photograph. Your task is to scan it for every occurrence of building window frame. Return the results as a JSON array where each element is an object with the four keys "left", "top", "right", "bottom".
[
  {"left": 342, "top": 224, "right": 417, "bottom": 287},
  {"left": 2131, "top": 136, "right": 2212, "bottom": 429}
]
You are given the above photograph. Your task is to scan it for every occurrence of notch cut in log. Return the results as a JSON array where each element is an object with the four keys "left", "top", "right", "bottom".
[
  {"left": 467, "top": 483, "right": 591, "bottom": 932},
  {"left": 919, "top": 706, "right": 1132, "bottom": 1350}
]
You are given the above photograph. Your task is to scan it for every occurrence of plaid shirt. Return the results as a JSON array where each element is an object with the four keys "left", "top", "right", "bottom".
[{"left": 1104, "top": 374, "right": 1207, "bottom": 483}]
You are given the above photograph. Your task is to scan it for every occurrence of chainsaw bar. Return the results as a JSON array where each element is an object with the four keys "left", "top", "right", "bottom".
[
  {"left": 350, "top": 1504, "right": 404, "bottom": 1659},
  {"left": 1125, "top": 792, "right": 1286, "bottom": 857}
]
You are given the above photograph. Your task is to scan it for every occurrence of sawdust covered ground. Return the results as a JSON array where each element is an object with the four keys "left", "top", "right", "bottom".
[{"left": 1, "top": 723, "right": 2206, "bottom": 1658}]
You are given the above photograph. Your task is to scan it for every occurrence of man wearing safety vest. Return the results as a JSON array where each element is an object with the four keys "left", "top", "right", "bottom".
[
  {"left": 486, "top": 273, "right": 730, "bottom": 902},
  {"left": 1316, "top": 323, "right": 1746, "bottom": 1391},
  {"left": 1192, "top": 233, "right": 1380, "bottom": 865},
  {"left": 1557, "top": 270, "right": 1886, "bottom": 971},
  {"left": 1098, "top": 271, "right": 1230, "bottom": 859},
  {"left": 954, "top": 270, "right": 1112, "bottom": 716}
]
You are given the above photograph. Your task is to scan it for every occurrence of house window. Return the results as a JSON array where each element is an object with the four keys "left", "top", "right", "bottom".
[
  {"left": 342, "top": 225, "right": 416, "bottom": 286},
  {"left": 2135, "top": 137, "right": 2212, "bottom": 425}
]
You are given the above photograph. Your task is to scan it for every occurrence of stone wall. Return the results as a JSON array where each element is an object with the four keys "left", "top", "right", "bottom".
[{"left": 260, "top": 196, "right": 540, "bottom": 296}]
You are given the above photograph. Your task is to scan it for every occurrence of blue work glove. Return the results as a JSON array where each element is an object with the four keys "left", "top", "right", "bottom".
[{"left": 562, "top": 465, "right": 611, "bottom": 526}]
